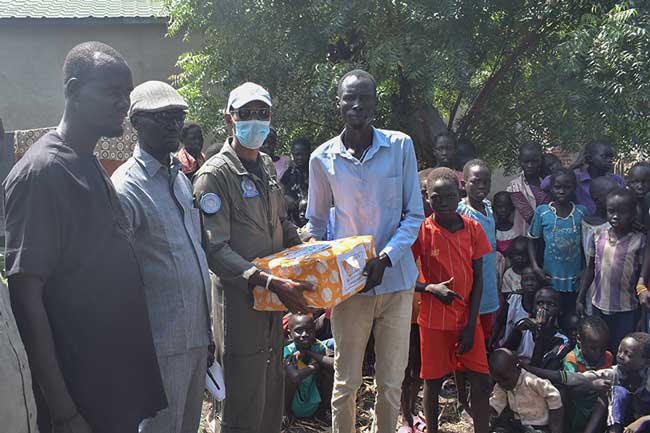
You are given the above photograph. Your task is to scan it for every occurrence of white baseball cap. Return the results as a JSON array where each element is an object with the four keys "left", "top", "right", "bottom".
[{"left": 226, "top": 82, "right": 272, "bottom": 112}]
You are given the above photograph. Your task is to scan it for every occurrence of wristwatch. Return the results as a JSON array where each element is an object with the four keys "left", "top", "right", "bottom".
[{"left": 242, "top": 266, "right": 259, "bottom": 280}]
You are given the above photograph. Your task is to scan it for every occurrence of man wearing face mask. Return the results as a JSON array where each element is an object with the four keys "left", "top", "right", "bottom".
[{"left": 193, "top": 82, "right": 312, "bottom": 433}]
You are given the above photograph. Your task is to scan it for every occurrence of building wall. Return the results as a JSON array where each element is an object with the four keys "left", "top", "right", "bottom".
[{"left": 0, "top": 19, "right": 197, "bottom": 131}]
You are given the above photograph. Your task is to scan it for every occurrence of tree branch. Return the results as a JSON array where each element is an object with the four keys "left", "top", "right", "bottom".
[
  {"left": 448, "top": 92, "right": 463, "bottom": 131},
  {"left": 457, "top": 23, "right": 544, "bottom": 138}
]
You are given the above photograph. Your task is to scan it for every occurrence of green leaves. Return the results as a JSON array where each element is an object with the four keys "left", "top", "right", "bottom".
[{"left": 166, "top": 0, "right": 649, "bottom": 168}]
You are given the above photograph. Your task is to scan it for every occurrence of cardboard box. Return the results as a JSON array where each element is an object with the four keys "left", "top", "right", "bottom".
[{"left": 252, "top": 235, "right": 375, "bottom": 311}]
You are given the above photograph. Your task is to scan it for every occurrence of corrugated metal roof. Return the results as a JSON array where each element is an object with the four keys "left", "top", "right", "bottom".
[{"left": 0, "top": 0, "right": 165, "bottom": 19}]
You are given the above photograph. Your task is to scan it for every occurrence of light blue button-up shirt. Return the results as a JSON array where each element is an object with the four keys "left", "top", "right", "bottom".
[{"left": 305, "top": 127, "right": 424, "bottom": 295}]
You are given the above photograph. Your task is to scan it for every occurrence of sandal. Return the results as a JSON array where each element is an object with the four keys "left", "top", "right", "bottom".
[{"left": 413, "top": 414, "right": 427, "bottom": 433}]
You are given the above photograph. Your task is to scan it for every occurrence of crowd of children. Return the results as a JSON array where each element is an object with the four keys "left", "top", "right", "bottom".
[{"left": 280, "top": 134, "right": 650, "bottom": 433}]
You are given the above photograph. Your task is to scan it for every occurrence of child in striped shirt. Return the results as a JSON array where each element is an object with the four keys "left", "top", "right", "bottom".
[{"left": 577, "top": 188, "right": 646, "bottom": 354}]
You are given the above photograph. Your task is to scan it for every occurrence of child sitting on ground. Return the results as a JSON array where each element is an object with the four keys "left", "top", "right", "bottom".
[
  {"left": 503, "top": 288, "right": 569, "bottom": 368},
  {"left": 412, "top": 167, "right": 492, "bottom": 433},
  {"left": 489, "top": 348, "right": 564, "bottom": 433},
  {"left": 537, "top": 332, "right": 650, "bottom": 433},
  {"left": 577, "top": 188, "right": 646, "bottom": 354},
  {"left": 283, "top": 313, "right": 334, "bottom": 420},
  {"left": 493, "top": 266, "right": 541, "bottom": 349},
  {"left": 494, "top": 191, "right": 517, "bottom": 255},
  {"left": 529, "top": 168, "right": 587, "bottom": 315},
  {"left": 501, "top": 237, "right": 531, "bottom": 297}
]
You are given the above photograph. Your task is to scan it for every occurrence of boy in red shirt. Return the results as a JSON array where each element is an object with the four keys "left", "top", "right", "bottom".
[{"left": 412, "top": 167, "right": 492, "bottom": 433}]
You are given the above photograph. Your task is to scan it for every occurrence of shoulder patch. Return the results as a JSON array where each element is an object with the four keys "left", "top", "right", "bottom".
[{"left": 200, "top": 193, "right": 221, "bottom": 215}]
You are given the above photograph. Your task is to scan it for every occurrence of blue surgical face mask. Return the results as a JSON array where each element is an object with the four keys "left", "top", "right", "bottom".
[{"left": 234, "top": 120, "right": 270, "bottom": 150}]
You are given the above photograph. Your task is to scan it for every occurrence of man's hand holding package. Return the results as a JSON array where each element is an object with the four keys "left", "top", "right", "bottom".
[
  {"left": 269, "top": 277, "right": 314, "bottom": 313},
  {"left": 361, "top": 254, "right": 391, "bottom": 292}
]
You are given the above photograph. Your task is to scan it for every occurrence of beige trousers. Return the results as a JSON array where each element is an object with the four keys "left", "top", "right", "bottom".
[{"left": 331, "top": 289, "right": 413, "bottom": 433}]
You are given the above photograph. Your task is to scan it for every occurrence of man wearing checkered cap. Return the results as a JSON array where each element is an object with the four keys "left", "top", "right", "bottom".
[
  {"left": 193, "top": 82, "right": 312, "bottom": 433},
  {"left": 112, "top": 81, "right": 213, "bottom": 433}
]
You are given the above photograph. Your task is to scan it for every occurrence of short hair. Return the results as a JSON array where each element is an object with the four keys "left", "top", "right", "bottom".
[
  {"left": 463, "top": 158, "right": 490, "bottom": 179},
  {"left": 426, "top": 167, "right": 459, "bottom": 193},
  {"left": 288, "top": 312, "right": 315, "bottom": 329},
  {"left": 493, "top": 191, "right": 513, "bottom": 205},
  {"left": 578, "top": 315, "right": 609, "bottom": 342},
  {"left": 585, "top": 140, "right": 614, "bottom": 156},
  {"left": 624, "top": 332, "right": 650, "bottom": 359},
  {"left": 337, "top": 69, "right": 376, "bottom": 96},
  {"left": 506, "top": 236, "right": 529, "bottom": 255},
  {"left": 290, "top": 137, "right": 312, "bottom": 152},
  {"left": 550, "top": 167, "right": 576, "bottom": 186},
  {"left": 181, "top": 123, "right": 203, "bottom": 141},
  {"left": 519, "top": 141, "right": 543, "bottom": 155},
  {"left": 62, "top": 41, "right": 127, "bottom": 84},
  {"left": 607, "top": 187, "right": 637, "bottom": 205},
  {"left": 433, "top": 131, "right": 456, "bottom": 147},
  {"left": 629, "top": 161, "right": 650, "bottom": 175}
]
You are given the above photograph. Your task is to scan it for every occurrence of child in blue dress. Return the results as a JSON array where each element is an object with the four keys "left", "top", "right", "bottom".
[{"left": 528, "top": 168, "right": 587, "bottom": 315}]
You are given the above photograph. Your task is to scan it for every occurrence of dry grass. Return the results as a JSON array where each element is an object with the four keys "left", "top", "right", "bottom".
[{"left": 198, "top": 378, "right": 472, "bottom": 433}]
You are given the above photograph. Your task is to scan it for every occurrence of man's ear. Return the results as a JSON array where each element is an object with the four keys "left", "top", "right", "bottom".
[{"left": 64, "top": 77, "right": 81, "bottom": 100}]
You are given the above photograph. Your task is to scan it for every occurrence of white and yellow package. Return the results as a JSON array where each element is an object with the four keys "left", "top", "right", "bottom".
[{"left": 252, "top": 235, "right": 375, "bottom": 311}]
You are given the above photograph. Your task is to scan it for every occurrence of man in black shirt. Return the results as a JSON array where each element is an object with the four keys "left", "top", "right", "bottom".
[{"left": 3, "top": 41, "right": 166, "bottom": 433}]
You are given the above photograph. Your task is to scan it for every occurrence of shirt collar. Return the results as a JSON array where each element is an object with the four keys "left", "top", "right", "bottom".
[
  {"left": 326, "top": 127, "right": 389, "bottom": 159},
  {"left": 133, "top": 145, "right": 180, "bottom": 178},
  {"left": 220, "top": 137, "right": 266, "bottom": 178}
]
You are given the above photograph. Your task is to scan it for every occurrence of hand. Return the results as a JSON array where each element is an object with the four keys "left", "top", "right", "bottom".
[
  {"left": 639, "top": 291, "right": 650, "bottom": 312},
  {"left": 624, "top": 416, "right": 650, "bottom": 433},
  {"left": 361, "top": 255, "right": 391, "bottom": 293},
  {"left": 533, "top": 267, "right": 551, "bottom": 284},
  {"left": 576, "top": 301, "right": 586, "bottom": 318},
  {"left": 458, "top": 324, "right": 475, "bottom": 354},
  {"left": 515, "top": 318, "right": 539, "bottom": 338},
  {"left": 592, "top": 378, "right": 612, "bottom": 396},
  {"left": 425, "top": 278, "right": 462, "bottom": 305},
  {"left": 535, "top": 306, "right": 552, "bottom": 329},
  {"left": 53, "top": 413, "right": 93, "bottom": 433},
  {"left": 269, "top": 277, "right": 314, "bottom": 313}
]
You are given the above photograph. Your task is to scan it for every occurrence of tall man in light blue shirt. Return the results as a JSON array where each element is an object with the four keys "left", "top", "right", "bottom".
[
  {"left": 112, "top": 81, "right": 212, "bottom": 433},
  {"left": 305, "top": 70, "right": 424, "bottom": 433}
]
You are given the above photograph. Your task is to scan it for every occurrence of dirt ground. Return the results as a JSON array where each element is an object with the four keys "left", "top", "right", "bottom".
[{"left": 199, "top": 377, "right": 472, "bottom": 433}]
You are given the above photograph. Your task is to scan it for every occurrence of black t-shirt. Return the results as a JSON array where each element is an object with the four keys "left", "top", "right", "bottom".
[
  {"left": 3, "top": 131, "right": 166, "bottom": 432},
  {"left": 280, "top": 166, "right": 308, "bottom": 201},
  {"left": 241, "top": 155, "right": 264, "bottom": 180}
]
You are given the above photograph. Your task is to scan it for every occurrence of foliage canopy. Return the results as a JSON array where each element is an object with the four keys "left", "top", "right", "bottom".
[{"left": 166, "top": 0, "right": 649, "bottom": 170}]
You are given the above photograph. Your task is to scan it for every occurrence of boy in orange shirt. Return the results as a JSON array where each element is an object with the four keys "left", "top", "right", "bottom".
[{"left": 412, "top": 167, "right": 492, "bottom": 433}]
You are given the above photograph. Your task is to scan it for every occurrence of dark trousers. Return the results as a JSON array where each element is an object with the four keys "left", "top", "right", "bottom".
[{"left": 593, "top": 307, "right": 639, "bottom": 354}]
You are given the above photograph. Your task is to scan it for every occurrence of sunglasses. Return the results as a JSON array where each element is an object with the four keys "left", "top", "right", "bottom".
[
  {"left": 230, "top": 107, "right": 271, "bottom": 121},
  {"left": 139, "top": 110, "right": 186, "bottom": 125}
]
